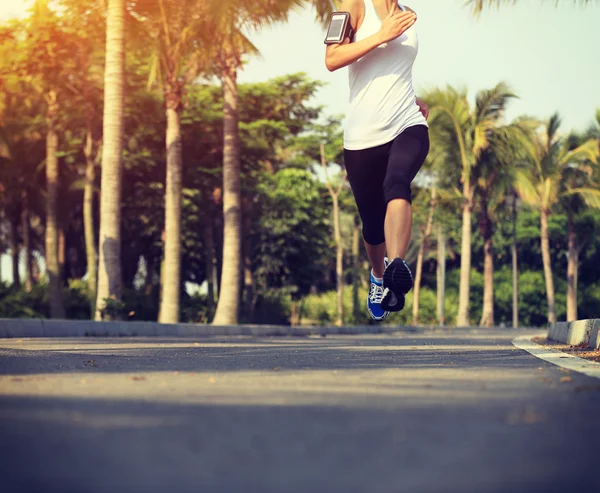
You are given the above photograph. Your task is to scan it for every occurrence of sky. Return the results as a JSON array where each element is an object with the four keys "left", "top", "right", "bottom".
[
  {"left": 239, "top": 0, "right": 600, "bottom": 133},
  {"left": 1, "top": 0, "right": 599, "bottom": 282}
]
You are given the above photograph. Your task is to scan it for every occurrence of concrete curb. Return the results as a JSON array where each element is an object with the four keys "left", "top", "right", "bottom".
[
  {"left": 513, "top": 334, "right": 600, "bottom": 380},
  {"left": 0, "top": 318, "right": 425, "bottom": 339},
  {"left": 547, "top": 319, "right": 600, "bottom": 349}
]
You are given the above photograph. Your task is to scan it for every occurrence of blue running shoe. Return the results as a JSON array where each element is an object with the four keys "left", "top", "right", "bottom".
[{"left": 367, "top": 258, "right": 390, "bottom": 321}]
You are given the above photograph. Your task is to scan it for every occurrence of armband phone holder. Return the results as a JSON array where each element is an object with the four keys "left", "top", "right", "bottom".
[{"left": 324, "top": 12, "right": 354, "bottom": 44}]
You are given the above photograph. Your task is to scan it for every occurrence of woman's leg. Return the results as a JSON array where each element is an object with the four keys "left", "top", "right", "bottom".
[
  {"left": 343, "top": 143, "right": 390, "bottom": 277},
  {"left": 385, "top": 199, "right": 412, "bottom": 259},
  {"left": 380, "top": 125, "right": 430, "bottom": 311},
  {"left": 383, "top": 125, "right": 430, "bottom": 260},
  {"left": 363, "top": 240, "right": 387, "bottom": 278}
]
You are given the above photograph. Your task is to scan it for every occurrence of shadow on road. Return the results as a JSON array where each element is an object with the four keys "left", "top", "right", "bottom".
[{"left": 0, "top": 333, "right": 536, "bottom": 376}]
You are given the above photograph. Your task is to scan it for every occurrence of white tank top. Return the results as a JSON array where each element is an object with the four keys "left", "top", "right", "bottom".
[{"left": 343, "top": 1, "right": 427, "bottom": 150}]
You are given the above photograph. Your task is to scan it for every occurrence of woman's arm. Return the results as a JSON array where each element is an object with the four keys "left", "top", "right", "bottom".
[{"left": 325, "top": 1, "right": 417, "bottom": 72}]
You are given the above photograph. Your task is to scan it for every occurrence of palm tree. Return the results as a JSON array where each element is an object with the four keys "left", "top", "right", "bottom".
[
  {"left": 586, "top": 108, "right": 600, "bottom": 153},
  {"left": 211, "top": 0, "right": 331, "bottom": 325},
  {"left": 320, "top": 142, "right": 346, "bottom": 326},
  {"left": 514, "top": 114, "right": 599, "bottom": 323},
  {"left": 468, "top": 0, "right": 598, "bottom": 15},
  {"left": 95, "top": 0, "right": 125, "bottom": 320},
  {"left": 412, "top": 187, "right": 436, "bottom": 325},
  {"left": 136, "top": 0, "right": 216, "bottom": 323},
  {"left": 426, "top": 83, "right": 517, "bottom": 326},
  {"left": 559, "top": 133, "right": 600, "bottom": 321},
  {"left": 26, "top": 0, "right": 67, "bottom": 317},
  {"left": 473, "top": 120, "right": 534, "bottom": 327}
]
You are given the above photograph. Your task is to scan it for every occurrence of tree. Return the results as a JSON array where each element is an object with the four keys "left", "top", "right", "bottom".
[
  {"left": 515, "top": 114, "right": 599, "bottom": 323},
  {"left": 426, "top": 83, "right": 517, "bottom": 326},
  {"left": 320, "top": 142, "right": 346, "bottom": 326},
  {"left": 412, "top": 187, "right": 436, "bottom": 325},
  {"left": 472, "top": 119, "right": 535, "bottom": 327},
  {"left": 60, "top": 0, "right": 106, "bottom": 316},
  {"left": 134, "top": 0, "right": 216, "bottom": 323},
  {"left": 95, "top": 0, "right": 126, "bottom": 320},
  {"left": 253, "top": 168, "right": 330, "bottom": 324},
  {"left": 20, "top": 0, "right": 84, "bottom": 318},
  {"left": 211, "top": 0, "right": 327, "bottom": 325}
]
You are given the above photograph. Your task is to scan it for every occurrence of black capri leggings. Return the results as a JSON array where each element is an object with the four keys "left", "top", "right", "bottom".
[{"left": 343, "top": 125, "right": 430, "bottom": 246}]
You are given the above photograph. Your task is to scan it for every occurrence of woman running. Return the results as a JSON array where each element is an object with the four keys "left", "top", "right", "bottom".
[{"left": 325, "top": 0, "right": 430, "bottom": 320}]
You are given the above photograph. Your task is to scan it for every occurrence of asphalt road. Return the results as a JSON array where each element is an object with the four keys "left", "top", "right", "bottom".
[{"left": 1, "top": 328, "right": 599, "bottom": 493}]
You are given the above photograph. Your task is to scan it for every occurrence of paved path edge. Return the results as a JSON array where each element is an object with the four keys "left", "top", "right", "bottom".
[{"left": 512, "top": 334, "right": 600, "bottom": 380}]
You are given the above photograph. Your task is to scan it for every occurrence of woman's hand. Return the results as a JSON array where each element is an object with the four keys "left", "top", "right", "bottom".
[
  {"left": 416, "top": 98, "right": 429, "bottom": 120},
  {"left": 378, "top": 8, "right": 417, "bottom": 45}
]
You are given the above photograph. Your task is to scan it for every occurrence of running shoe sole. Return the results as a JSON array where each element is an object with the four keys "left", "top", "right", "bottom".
[{"left": 381, "top": 258, "right": 413, "bottom": 312}]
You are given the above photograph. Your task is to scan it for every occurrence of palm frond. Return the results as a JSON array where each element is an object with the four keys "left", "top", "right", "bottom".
[
  {"left": 513, "top": 168, "right": 540, "bottom": 207},
  {"left": 474, "top": 81, "right": 516, "bottom": 124},
  {"left": 559, "top": 138, "right": 599, "bottom": 166},
  {"left": 562, "top": 187, "right": 600, "bottom": 209}
]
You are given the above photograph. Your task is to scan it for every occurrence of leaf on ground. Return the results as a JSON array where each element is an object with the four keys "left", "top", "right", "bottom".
[
  {"left": 208, "top": 377, "right": 216, "bottom": 383},
  {"left": 272, "top": 367, "right": 281, "bottom": 371},
  {"left": 507, "top": 406, "right": 546, "bottom": 425},
  {"left": 559, "top": 376, "right": 573, "bottom": 383},
  {"left": 131, "top": 376, "right": 146, "bottom": 381}
]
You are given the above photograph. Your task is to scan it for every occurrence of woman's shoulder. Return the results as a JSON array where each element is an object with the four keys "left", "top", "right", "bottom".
[
  {"left": 338, "top": 0, "right": 364, "bottom": 12},
  {"left": 337, "top": 0, "right": 365, "bottom": 24}
]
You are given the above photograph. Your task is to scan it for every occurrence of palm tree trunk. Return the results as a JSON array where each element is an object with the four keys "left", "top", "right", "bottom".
[
  {"left": 352, "top": 214, "right": 360, "bottom": 321},
  {"left": 321, "top": 143, "right": 344, "bottom": 326},
  {"left": 242, "top": 204, "right": 254, "bottom": 321},
  {"left": 145, "top": 255, "right": 155, "bottom": 296},
  {"left": 204, "top": 218, "right": 216, "bottom": 309},
  {"left": 21, "top": 190, "right": 32, "bottom": 292},
  {"left": 45, "top": 89, "right": 65, "bottom": 318},
  {"left": 95, "top": 0, "right": 125, "bottom": 320},
  {"left": 436, "top": 225, "right": 445, "bottom": 326},
  {"left": 10, "top": 215, "right": 20, "bottom": 289},
  {"left": 413, "top": 188, "right": 436, "bottom": 325},
  {"left": 456, "top": 183, "right": 473, "bottom": 326},
  {"left": 83, "top": 119, "right": 97, "bottom": 316},
  {"left": 512, "top": 192, "right": 518, "bottom": 328},
  {"left": 213, "top": 51, "right": 242, "bottom": 325},
  {"left": 478, "top": 192, "right": 494, "bottom": 327},
  {"left": 574, "top": 247, "right": 579, "bottom": 317},
  {"left": 158, "top": 89, "right": 183, "bottom": 323},
  {"left": 58, "top": 227, "right": 66, "bottom": 285},
  {"left": 540, "top": 209, "right": 556, "bottom": 323},
  {"left": 567, "top": 213, "right": 577, "bottom": 322},
  {"left": 333, "top": 196, "right": 344, "bottom": 327},
  {"left": 32, "top": 254, "right": 41, "bottom": 284}
]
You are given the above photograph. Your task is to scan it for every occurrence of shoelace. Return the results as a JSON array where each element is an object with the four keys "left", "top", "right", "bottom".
[{"left": 369, "top": 282, "right": 385, "bottom": 304}]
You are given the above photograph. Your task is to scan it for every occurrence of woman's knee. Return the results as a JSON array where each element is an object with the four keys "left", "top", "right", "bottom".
[
  {"left": 362, "top": 225, "right": 385, "bottom": 246},
  {"left": 383, "top": 180, "right": 412, "bottom": 204}
]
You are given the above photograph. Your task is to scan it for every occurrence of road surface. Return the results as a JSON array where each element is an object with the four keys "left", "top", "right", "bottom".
[{"left": 1, "top": 328, "right": 599, "bottom": 493}]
